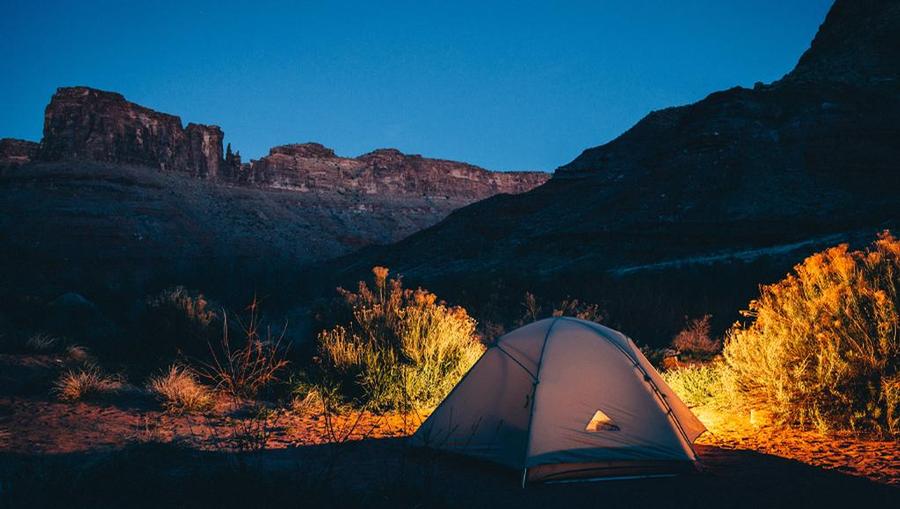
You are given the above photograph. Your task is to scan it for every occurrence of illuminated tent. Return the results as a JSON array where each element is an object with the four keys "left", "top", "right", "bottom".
[{"left": 411, "top": 317, "right": 706, "bottom": 484}]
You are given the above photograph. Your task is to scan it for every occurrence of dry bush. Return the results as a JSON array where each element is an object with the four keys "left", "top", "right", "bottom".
[
  {"left": 53, "top": 366, "right": 124, "bottom": 401},
  {"left": 317, "top": 267, "right": 484, "bottom": 410},
  {"left": 724, "top": 232, "right": 900, "bottom": 436},
  {"left": 147, "top": 365, "right": 214, "bottom": 413},
  {"left": 195, "top": 299, "right": 289, "bottom": 399},
  {"left": 519, "top": 291, "right": 606, "bottom": 326},
  {"left": 65, "top": 345, "right": 91, "bottom": 363},
  {"left": 25, "top": 333, "right": 61, "bottom": 352},
  {"left": 672, "top": 315, "right": 721, "bottom": 357}
]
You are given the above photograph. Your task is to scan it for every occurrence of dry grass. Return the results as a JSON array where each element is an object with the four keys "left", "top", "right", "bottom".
[
  {"left": 25, "top": 333, "right": 60, "bottom": 352},
  {"left": 317, "top": 266, "right": 484, "bottom": 410},
  {"left": 53, "top": 366, "right": 124, "bottom": 401},
  {"left": 195, "top": 298, "right": 289, "bottom": 399},
  {"left": 723, "top": 231, "right": 900, "bottom": 436},
  {"left": 147, "top": 365, "right": 214, "bottom": 413}
]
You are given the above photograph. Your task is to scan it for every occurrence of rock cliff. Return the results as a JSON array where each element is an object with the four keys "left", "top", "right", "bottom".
[
  {"left": 39, "top": 87, "right": 224, "bottom": 178},
  {"left": 0, "top": 138, "right": 39, "bottom": 168},
  {"left": 246, "top": 144, "right": 548, "bottom": 200},
  {"left": 31, "top": 86, "right": 548, "bottom": 200}
]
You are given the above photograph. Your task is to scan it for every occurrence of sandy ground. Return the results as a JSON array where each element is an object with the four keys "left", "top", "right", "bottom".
[
  {"left": 1, "top": 354, "right": 897, "bottom": 507},
  {"left": 693, "top": 406, "right": 900, "bottom": 486}
]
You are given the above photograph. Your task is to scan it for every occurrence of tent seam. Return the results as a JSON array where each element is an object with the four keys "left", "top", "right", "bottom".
[
  {"left": 520, "top": 317, "right": 561, "bottom": 485},
  {"left": 494, "top": 344, "right": 538, "bottom": 381}
]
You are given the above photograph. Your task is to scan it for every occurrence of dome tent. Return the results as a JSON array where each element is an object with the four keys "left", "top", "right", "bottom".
[{"left": 411, "top": 317, "right": 706, "bottom": 485}]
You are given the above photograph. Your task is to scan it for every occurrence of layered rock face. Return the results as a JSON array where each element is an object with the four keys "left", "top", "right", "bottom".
[
  {"left": 246, "top": 144, "right": 549, "bottom": 200},
  {"left": 0, "top": 138, "right": 39, "bottom": 168},
  {"left": 39, "top": 87, "right": 224, "bottom": 178},
  {"left": 32, "top": 86, "right": 548, "bottom": 200}
]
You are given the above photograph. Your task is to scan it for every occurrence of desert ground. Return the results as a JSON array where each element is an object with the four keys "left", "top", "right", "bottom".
[{"left": 1, "top": 353, "right": 896, "bottom": 508}]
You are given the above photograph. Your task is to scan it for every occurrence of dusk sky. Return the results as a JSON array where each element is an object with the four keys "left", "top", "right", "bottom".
[{"left": 2, "top": 0, "right": 832, "bottom": 171}]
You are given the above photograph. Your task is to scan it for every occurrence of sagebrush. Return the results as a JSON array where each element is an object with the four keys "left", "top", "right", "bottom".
[
  {"left": 317, "top": 267, "right": 484, "bottom": 410},
  {"left": 723, "top": 232, "right": 900, "bottom": 436}
]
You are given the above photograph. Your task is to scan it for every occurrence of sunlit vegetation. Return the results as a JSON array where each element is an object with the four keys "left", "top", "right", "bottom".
[
  {"left": 53, "top": 366, "right": 124, "bottom": 401},
  {"left": 662, "top": 362, "right": 731, "bottom": 408},
  {"left": 147, "top": 365, "right": 214, "bottom": 413},
  {"left": 723, "top": 232, "right": 900, "bottom": 436},
  {"left": 315, "top": 267, "right": 484, "bottom": 410},
  {"left": 664, "top": 233, "right": 900, "bottom": 437}
]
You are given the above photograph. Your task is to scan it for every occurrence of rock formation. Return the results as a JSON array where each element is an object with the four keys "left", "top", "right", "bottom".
[
  {"left": 245, "top": 144, "right": 548, "bottom": 200},
  {"left": 39, "top": 87, "right": 224, "bottom": 178},
  {"left": 0, "top": 138, "right": 39, "bottom": 168},
  {"left": 29, "top": 86, "right": 548, "bottom": 201}
]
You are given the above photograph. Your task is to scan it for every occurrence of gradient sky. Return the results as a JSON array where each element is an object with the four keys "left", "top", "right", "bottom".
[{"left": 2, "top": 0, "right": 833, "bottom": 171}]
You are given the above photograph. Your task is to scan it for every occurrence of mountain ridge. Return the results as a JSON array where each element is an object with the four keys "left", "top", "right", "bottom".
[{"left": 316, "top": 0, "right": 900, "bottom": 342}]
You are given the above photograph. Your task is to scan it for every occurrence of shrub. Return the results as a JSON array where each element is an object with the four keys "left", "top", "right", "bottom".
[
  {"left": 133, "top": 286, "right": 218, "bottom": 365},
  {"left": 147, "top": 365, "right": 214, "bottom": 413},
  {"left": 316, "top": 267, "right": 484, "bottom": 410},
  {"left": 723, "top": 232, "right": 900, "bottom": 436},
  {"left": 65, "top": 345, "right": 91, "bottom": 363},
  {"left": 662, "top": 362, "right": 732, "bottom": 408},
  {"left": 671, "top": 315, "right": 721, "bottom": 357},
  {"left": 519, "top": 292, "right": 606, "bottom": 326},
  {"left": 53, "top": 366, "right": 124, "bottom": 401},
  {"left": 194, "top": 299, "right": 289, "bottom": 399}
]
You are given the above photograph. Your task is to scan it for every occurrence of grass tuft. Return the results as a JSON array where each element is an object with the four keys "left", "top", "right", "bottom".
[
  {"left": 147, "top": 365, "right": 214, "bottom": 413},
  {"left": 53, "top": 366, "right": 124, "bottom": 401}
]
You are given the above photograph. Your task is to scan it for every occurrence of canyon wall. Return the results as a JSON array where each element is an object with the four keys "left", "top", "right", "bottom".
[{"left": 30, "top": 86, "right": 548, "bottom": 200}]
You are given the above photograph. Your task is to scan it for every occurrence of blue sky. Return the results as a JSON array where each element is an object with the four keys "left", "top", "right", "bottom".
[{"left": 2, "top": 0, "right": 832, "bottom": 171}]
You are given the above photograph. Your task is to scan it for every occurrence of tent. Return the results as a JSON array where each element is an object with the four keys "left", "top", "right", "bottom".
[{"left": 411, "top": 317, "right": 707, "bottom": 484}]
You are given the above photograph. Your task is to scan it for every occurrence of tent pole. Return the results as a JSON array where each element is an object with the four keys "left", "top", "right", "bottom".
[{"left": 520, "top": 317, "right": 560, "bottom": 489}]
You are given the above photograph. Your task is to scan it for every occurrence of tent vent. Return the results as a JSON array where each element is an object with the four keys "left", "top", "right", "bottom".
[{"left": 585, "top": 409, "right": 620, "bottom": 432}]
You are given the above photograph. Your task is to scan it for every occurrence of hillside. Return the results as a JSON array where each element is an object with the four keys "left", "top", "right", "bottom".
[
  {"left": 0, "top": 89, "right": 547, "bottom": 303},
  {"left": 322, "top": 0, "right": 900, "bottom": 342}
]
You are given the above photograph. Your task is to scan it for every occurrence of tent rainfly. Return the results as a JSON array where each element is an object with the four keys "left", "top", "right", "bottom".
[{"left": 411, "top": 317, "right": 707, "bottom": 485}]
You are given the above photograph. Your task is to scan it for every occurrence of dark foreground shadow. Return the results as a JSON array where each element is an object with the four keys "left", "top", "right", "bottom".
[{"left": 0, "top": 439, "right": 896, "bottom": 509}]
